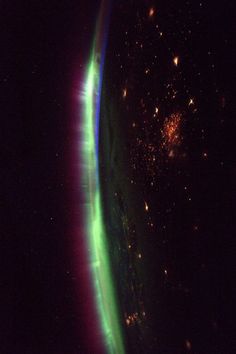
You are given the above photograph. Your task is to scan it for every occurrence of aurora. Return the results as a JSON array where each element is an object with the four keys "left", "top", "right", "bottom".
[{"left": 79, "top": 1, "right": 125, "bottom": 353}]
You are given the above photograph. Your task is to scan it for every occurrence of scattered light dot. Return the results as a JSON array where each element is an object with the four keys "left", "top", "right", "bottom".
[
  {"left": 144, "top": 201, "right": 149, "bottom": 211},
  {"left": 126, "top": 318, "right": 130, "bottom": 326},
  {"left": 138, "top": 253, "right": 142, "bottom": 259},
  {"left": 185, "top": 339, "right": 192, "bottom": 350},
  {"left": 168, "top": 150, "right": 174, "bottom": 158},
  {"left": 164, "top": 269, "right": 168, "bottom": 275},
  {"left": 188, "top": 98, "right": 194, "bottom": 106},
  {"left": 149, "top": 7, "right": 155, "bottom": 17},
  {"left": 122, "top": 88, "right": 127, "bottom": 98},
  {"left": 173, "top": 56, "right": 179, "bottom": 66}
]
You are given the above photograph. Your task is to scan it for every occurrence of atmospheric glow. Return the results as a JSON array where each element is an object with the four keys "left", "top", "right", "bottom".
[{"left": 79, "top": 4, "right": 125, "bottom": 354}]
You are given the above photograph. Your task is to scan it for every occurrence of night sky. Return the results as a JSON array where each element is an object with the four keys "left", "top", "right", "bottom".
[{"left": 1, "top": 1, "right": 236, "bottom": 354}]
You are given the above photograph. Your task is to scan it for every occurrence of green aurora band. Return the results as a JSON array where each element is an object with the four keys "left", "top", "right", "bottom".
[{"left": 80, "top": 3, "right": 125, "bottom": 354}]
